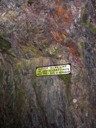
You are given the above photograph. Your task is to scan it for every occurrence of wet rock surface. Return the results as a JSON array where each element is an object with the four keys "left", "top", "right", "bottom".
[{"left": 0, "top": 0, "right": 96, "bottom": 128}]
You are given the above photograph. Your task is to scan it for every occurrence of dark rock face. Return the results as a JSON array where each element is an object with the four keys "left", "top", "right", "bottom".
[{"left": 0, "top": 0, "right": 96, "bottom": 128}]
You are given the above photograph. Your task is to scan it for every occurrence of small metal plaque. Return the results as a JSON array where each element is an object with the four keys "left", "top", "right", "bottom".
[{"left": 36, "top": 64, "right": 71, "bottom": 76}]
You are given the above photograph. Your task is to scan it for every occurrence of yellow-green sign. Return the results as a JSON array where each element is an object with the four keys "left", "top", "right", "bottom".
[{"left": 36, "top": 64, "right": 71, "bottom": 76}]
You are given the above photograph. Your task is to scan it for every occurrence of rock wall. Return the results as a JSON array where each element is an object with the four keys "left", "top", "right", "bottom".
[{"left": 0, "top": 0, "right": 96, "bottom": 128}]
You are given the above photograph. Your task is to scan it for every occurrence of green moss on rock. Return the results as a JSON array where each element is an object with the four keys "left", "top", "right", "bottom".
[
  {"left": 59, "top": 73, "right": 72, "bottom": 103},
  {"left": 15, "top": 61, "right": 23, "bottom": 71},
  {"left": 81, "top": 7, "right": 96, "bottom": 35},
  {"left": 81, "top": 2, "right": 89, "bottom": 25},
  {"left": 82, "top": 22, "right": 96, "bottom": 34},
  {"left": 20, "top": 45, "right": 40, "bottom": 56},
  {"left": 89, "top": 23, "right": 96, "bottom": 34},
  {"left": 78, "top": 42, "right": 84, "bottom": 49},
  {"left": 58, "top": 73, "right": 72, "bottom": 86},
  {"left": 82, "top": 12, "right": 88, "bottom": 25},
  {"left": 0, "top": 69, "right": 4, "bottom": 85},
  {"left": 78, "top": 42, "right": 84, "bottom": 55},
  {"left": 62, "top": 34, "right": 67, "bottom": 42},
  {"left": 0, "top": 36, "right": 11, "bottom": 51}
]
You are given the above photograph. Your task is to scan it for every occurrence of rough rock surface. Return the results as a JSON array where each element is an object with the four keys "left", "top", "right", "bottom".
[{"left": 0, "top": 0, "right": 96, "bottom": 128}]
